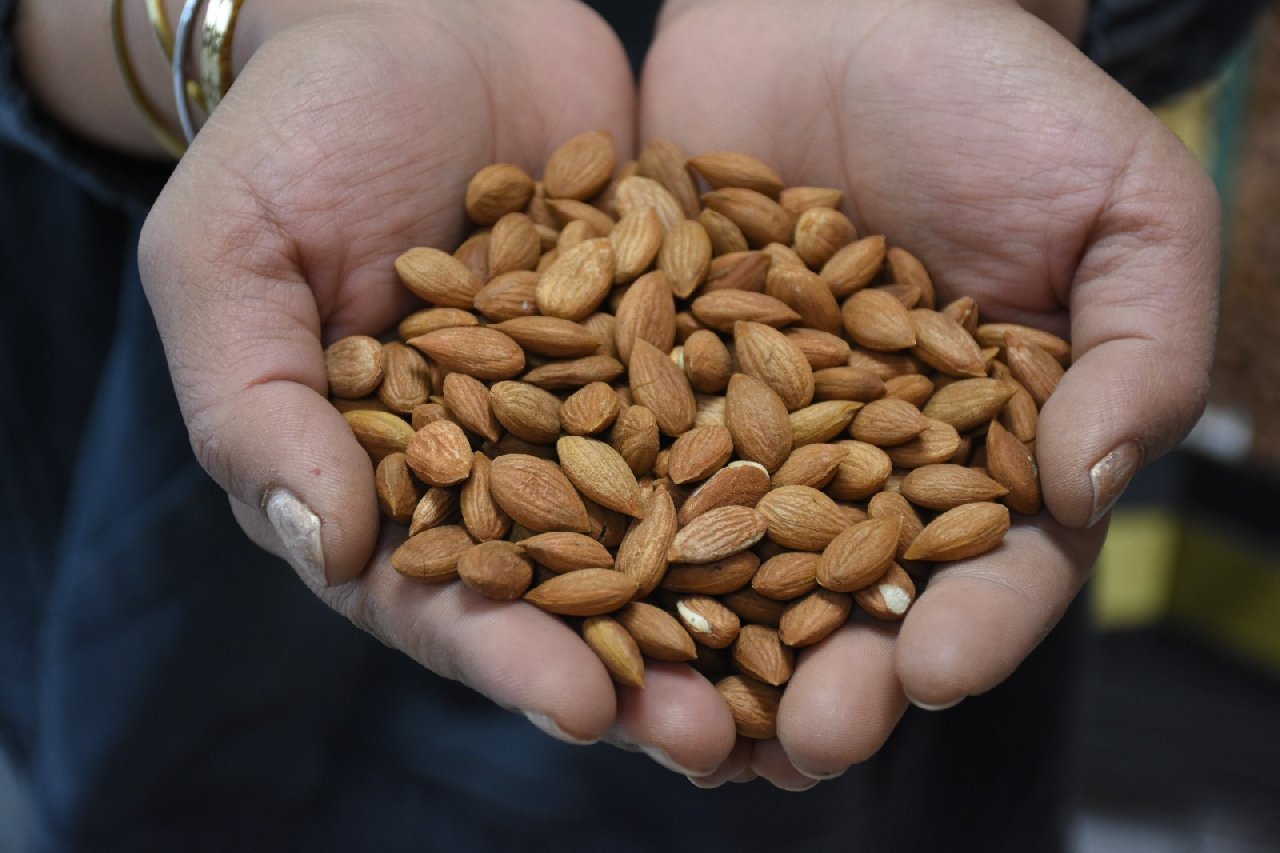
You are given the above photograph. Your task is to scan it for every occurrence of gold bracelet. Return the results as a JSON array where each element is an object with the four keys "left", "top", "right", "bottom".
[
  {"left": 145, "top": 0, "right": 175, "bottom": 59},
  {"left": 198, "top": 0, "right": 246, "bottom": 115},
  {"left": 110, "top": 0, "right": 187, "bottom": 158}
]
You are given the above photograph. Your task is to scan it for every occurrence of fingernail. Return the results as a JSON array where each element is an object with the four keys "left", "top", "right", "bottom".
[
  {"left": 265, "top": 489, "right": 327, "bottom": 590},
  {"left": 688, "top": 775, "right": 724, "bottom": 789},
  {"left": 794, "top": 767, "right": 845, "bottom": 781},
  {"left": 778, "top": 778, "right": 819, "bottom": 792},
  {"left": 641, "top": 745, "right": 703, "bottom": 777},
  {"left": 909, "top": 695, "right": 963, "bottom": 712},
  {"left": 1087, "top": 439, "right": 1143, "bottom": 528},
  {"left": 523, "top": 711, "right": 596, "bottom": 746}
]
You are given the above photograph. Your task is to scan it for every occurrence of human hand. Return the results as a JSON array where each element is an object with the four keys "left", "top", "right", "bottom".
[
  {"left": 642, "top": 0, "right": 1218, "bottom": 787},
  {"left": 138, "top": 0, "right": 738, "bottom": 775}
]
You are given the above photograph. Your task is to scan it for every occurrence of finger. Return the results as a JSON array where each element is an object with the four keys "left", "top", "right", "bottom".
[
  {"left": 609, "top": 663, "right": 738, "bottom": 776},
  {"left": 1038, "top": 126, "right": 1219, "bottom": 529},
  {"left": 749, "top": 739, "right": 821, "bottom": 792},
  {"left": 774, "top": 620, "right": 907, "bottom": 779},
  {"left": 685, "top": 738, "right": 754, "bottom": 789},
  {"left": 894, "top": 513, "right": 1107, "bottom": 709}
]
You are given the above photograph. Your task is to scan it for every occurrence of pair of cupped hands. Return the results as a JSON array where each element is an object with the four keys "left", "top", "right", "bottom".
[{"left": 138, "top": 0, "right": 1218, "bottom": 788}]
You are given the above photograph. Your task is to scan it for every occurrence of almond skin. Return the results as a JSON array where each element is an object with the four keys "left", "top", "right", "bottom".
[
  {"left": 522, "top": 355, "right": 624, "bottom": 390},
  {"left": 886, "top": 247, "right": 936, "bottom": 309},
  {"left": 489, "top": 381, "right": 562, "bottom": 444},
  {"left": 752, "top": 551, "right": 820, "bottom": 601},
  {"left": 910, "top": 309, "right": 987, "bottom": 377},
  {"left": 465, "top": 163, "right": 536, "bottom": 225},
  {"left": 491, "top": 316, "right": 600, "bottom": 359},
  {"left": 778, "top": 588, "right": 853, "bottom": 648},
  {"left": 408, "top": 327, "right": 524, "bottom": 381},
  {"left": 615, "top": 601, "right": 697, "bottom": 661},
  {"left": 583, "top": 616, "right": 646, "bottom": 688},
  {"left": 732, "top": 624, "right": 794, "bottom": 686},
  {"left": 614, "top": 484, "right": 678, "bottom": 597},
  {"left": 557, "top": 436, "right": 645, "bottom": 518},
  {"left": 610, "top": 208, "right": 664, "bottom": 283},
  {"left": 689, "top": 151, "right": 784, "bottom": 198},
  {"left": 678, "top": 460, "right": 771, "bottom": 524},
  {"left": 488, "top": 212, "right": 541, "bottom": 277},
  {"left": 667, "top": 505, "right": 767, "bottom": 564},
  {"left": 826, "top": 441, "right": 892, "bottom": 500},
  {"left": 766, "top": 264, "right": 843, "bottom": 336},
  {"left": 667, "top": 425, "right": 735, "bottom": 484},
  {"left": 920, "top": 378, "right": 1016, "bottom": 432},
  {"left": 610, "top": 404, "right": 661, "bottom": 476},
  {"left": 662, "top": 551, "right": 760, "bottom": 595},
  {"left": 460, "top": 453, "right": 512, "bottom": 541},
  {"left": 473, "top": 271, "right": 540, "bottom": 322},
  {"left": 691, "top": 290, "right": 802, "bottom": 333},
  {"left": 344, "top": 409, "right": 415, "bottom": 461},
  {"left": 1005, "top": 339, "right": 1065, "bottom": 406},
  {"left": 794, "top": 207, "right": 857, "bottom": 269},
  {"left": 535, "top": 238, "right": 616, "bottom": 321},
  {"left": 488, "top": 454, "right": 591, "bottom": 534},
  {"left": 682, "top": 329, "right": 734, "bottom": 394},
  {"left": 395, "top": 247, "right": 483, "bottom": 309},
  {"left": 821, "top": 235, "right": 886, "bottom": 299},
  {"left": 904, "top": 502, "right": 1011, "bottom": 561},
  {"left": 717, "top": 675, "right": 781, "bottom": 739},
  {"left": 629, "top": 339, "right": 697, "bottom": 437},
  {"left": 850, "top": 398, "right": 930, "bottom": 447},
  {"left": 442, "top": 373, "right": 501, "bottom": 442},
  {"left": 635, "top": 138, "right": 701, "bottom": 218},
  {"left": 755, "top": 485, "right": 848, "bottom": 551},
  {"left": 772, "top": 443, "right": 848, "bottom": 490},
  {"left": 523, "top": 568, "right": 638, "bottom": 616},
  {"left": 734, "top": 321, "right": 816, "bottom": 411},
  {"left": 661, "top": 219, "right": 713, "bottom": 298},
  {"left": 543, "top": 129, "right": 616, "bottom": 200},
  {"left": 326, "top": 335, "right": 385, "bottom": 399},
  {"left": 457, "top": 540, "right": 532, "bottom": 600},
  {"left": 375, "top": 452, "right": 420, "bottom": 524},
  {"left": 377, "top": 342, "right": 432, "bottom": 414},
  {"left": 817, "top": 517, "right": 901, "bottom": 593},
  {"left": 701, "top": 188, "right": 792, "bottom": 246},
  {"left": 391, "top": 525, "right": 473, "bottom": 582},
  {"left": 614, "top": 175, "right": 685, "bottom": 232},
  {"left": 724, "top": 374, "right": 793, "bottom": 472},
  {"left": 867, "top": 491, "right": 924, "bottom": 560},
  {"left": 900, "top": 464, "right": 1009, "bottom": 511},
  {"left": 405, "top": 420, "right": 473, "bottom": 486},
  {"left": 519, "top": 531, "right": 614, "bottom": 573},
  {"left": 558, "top": 382, "right": 621, "bottom": 436},
  {"left": 614, "top": 270, "right": 677, "bottom": 364},
  {"left": 984, "top": 420, "right": 1042, "bottom": 515},
  {"left": 398, "top": 307, "right": 481, "bottom": 340},
  {"left": 676, "top": 596, "right": 742, "bottom": 648},
  {"left": 841, "top": 288, "right": 917, "bottom": 351},
  {"left": 409, "top": 486, "right": 459, "bottom": 536}
]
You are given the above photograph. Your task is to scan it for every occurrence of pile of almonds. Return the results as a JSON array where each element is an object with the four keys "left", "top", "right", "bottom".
[{"left": 326, "top": 131, "right": 1068, "bottom": 739}]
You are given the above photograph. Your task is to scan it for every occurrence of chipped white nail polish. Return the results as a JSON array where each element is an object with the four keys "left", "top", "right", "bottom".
[
  {"left": 641, "top": 745, "right": 701, "bottom": 776},
  {"left": 523, "top": 712, "right": 596, "bottom": 746},
  {"left": 1087, "top": 440, "right": 1143, "bottom": 528},
  {"left": 265, "top": 489, "right": 326, "bottom": 590},
  {"left": 909, "top": 696, "right": 963, "bottom": 712}
]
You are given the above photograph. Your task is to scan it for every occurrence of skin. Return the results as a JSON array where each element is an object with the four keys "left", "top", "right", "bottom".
[{"left": 14, "top": 0, "right": 1218, "bottom": 788}]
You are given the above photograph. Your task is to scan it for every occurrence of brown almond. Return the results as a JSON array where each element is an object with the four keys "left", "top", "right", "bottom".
[
  {"left": 703, "top": 250, "right": 769, "bottom": 293},
  {"left": 660, "top": 219, "right": 713, "bottom": 298},
  {"left": 793, "top": 207, "right": 857, "bottom": 269},
  {"left": 629, "top": 339, "right": 697, "bottom": 437},
  {"left": 683, "top": 329, "right": 734, "bottom": 394},
  {"left": 695, "top": 393, "right": 727, "bottom": 428},
  {"left": 488, "top": 212, "right": 541, "bottom": 277},
  {"left": 976, "top": 323, "right": 1071, "bottom": 365},
  {"left": 921, "top": 377, "right": 1016, "bottom": 432},
  {"left": 724, "top": 374, "right": 793, "bottom": 472},
  {"left": 465, "top": 163, "right": 536, "bottom": 225},
  {"left": 867, "top": 491, "right": 924, "bottom": 560},
  {"left": 488, "top": 454, "right": 591, "bottom": 533},
  {"left": 581, "top": 312, "right": 619, "bottom": 358},
  {"left": 377, "top": 342, "right": 432, "bottom": 413},
  {"left": 408, "top": 327, "right": 524, "bottom": 381},
  {"left": 817, "top": 517, "right": 901, "bottom": 592},
  {"left": 699, "top": 208, "right": 750, "bottom": 255},
  {"left": 850, "top": 398, "right": 930, "bottom": 446},
  {"left": 523, "top": 568, "right": 638, "bottom": 616},
  {"left": 734, "top": 321, "right": 815, "bottom": 411},
  {"left": 667, "top": 505, "right": 767, "bottom": 564},
  {"left": 701, "top": 188, "right": 792, "bottom": 246},
  {"left": 1006, "top": 340, "right": 1064, "bottom": 406},
  {"left": 662, "top": 551, "right": 760, "bottom": 595},
  {"left": 779, "top": 185, "right": 843, "bottom": 216},
  {"left": 786, "top": 329, "right": 854, "bottom": 371},
  {"left": 609, "top": 208, "right": 664, "bottom": 283},
  {"left": 778, "top": 588, "right": 853, "bottom": 648},
  {"left": 790, "top": 400, "right": 862, "bottom": 447},
  {"left": 772, "top": 443, "right": 848, "bottom": 489},
  {"left": 678, "top": 460, "right": 771, "bottom": 524},
  {"left": 821, "top": 235, "right": 886, "bottom": 299},
  {"left": 398, "top": 307, "right": 481, "bottom": 340},
  {"left": 635, "top": 138, "right": 701, "bottom": 218},
  {"left": 910, "top": 309, "right": 987, "bottom": 377},
  {"left": 721, "top": 588, "right": 786, "bottom": 628},
  {"left": 519, "top": 531, "right": 614, "bottom": 573},
  {"left": 394, "top": 247, "right": 483, "bottom": 308},
  {"left": 690, "top": 290, "right": 801, "bottom": 332},
  {"left": 391, "top": 525, "right": 473, "bottom": 582},
  {"left": 732, "top": 624, "right": 794, "bottom": 687},
  {"left": 491, "top": 316, "right": 600, "bottom": 359},
  {"left": 880, "top": 282, "right": 922, "bottom": 309},
  {"left": 409, "top": 486, "right": 459, "bottom": 535},
  {"left": 812, "top": 366, "right": 886, "bottom": 402},
  {"left": 559, "top": 382, "right": 621, "bottom": 436},
  {"left": 556, "top": 436, "right": 644, "bottom": 518},
  {"left": 677, "top": 596, "right": 742, "bottom": 649},
  {"left": 885, "top": 419, "right": 962, "bottom": 468},
  {"left": 457, "top": 540, "right": 532, "bottom": 600},
  {"left": 472, "top": 271, "right": 540, "bottom": 322},
  {"left": 544, "top": 198, "right": 615, "bottom": 236},
  {"left": 942, "top": 295, "right": 980, "bottom": 335},
  {"left": 752, "top": 551, "right": 820, "bottom": 601},
  {"left": 613, "top": 175, "right": 685, "bottom": 232},
  {"left": 689, "top": 151, "right": 784, "bottom": 198},
  {"left": 717, "top": 675, "right": 780, "bottom": 740},
  {"left": 405, "top": 420, "right": 473, "bottom": 486},
  {"left": 610, "top": 404, "right": 661, "bottom": 476},
  {"left": 408, "top": 401, "right": 449, "bottom": 431},
  {"left": 614, "top": 270, "right": 677, "bottom": 363},
  {"left": 454, "top": 231, "right": 490, "bottom": 283},
  {"left": 667, "top": 425, "right": 734, "bottom": 484},
  {"left": 543, "top": 130, "right": 616, "bottom": 200},
  {"left": 489, "top": 381, "right": 561, "bottom": 444},
  {"left": 855, "top": 562, "right": 917, "bottom": 620},
  {"left": 442, "top": 373, "right": 501, "bottom": 442},
  {"left": 905, "top": 502, "right": 1011, "bottom": 561},
  {"left": 755, "top": 485, "right": 849, "bottom": 551},
  {"left": 615, "top": 601, "right": 697, "bottom": 662},
  {"left": 826, "top": 440, "right": 892, "bottom": 500},
  {"left": 765, "top": 263, "right": 843, "bottom": 335},
  {"left": 841, "top": 288, "right": 917, "bottom": 351},
  {"left": 375, "top": 451, "right": 419, "bottom": 524},
  {"left": 344, "top": 410, "right": 414, "bottom": 461},
  {"left": 883, "top": 374, "right": 935, "bottom": 408},
  {"left": 460, "top": 453, "right": 511, "bottom": 541},
  {"left": 901, "top": 464, "right": 1009, "bottom": 511},
  {"left": 582, "top": 616, "right": 645, "bottom": 688},
  {"left": 984, "top": 420, "right": 1042, "bottom": 515},
  {"left": 885, "top": 246, "right": 936, "bottom": 309},
  {"left": 535, "top": 237, "right": 616, "bottom": 321},
  {"left": 326, "top": 335, "right": 385, "bottom": 399},
  {"left": 615, "top": 485, "right": 678, "bottom": 596},
  {"left": 522, "top": 355, "right": 624, "bottom": 390},
  {"left": 847, "top": 348, "right": 923, "bottom": 380},
  {"left": 991, "top": 362, "right": 1040, "bottom": 442}
]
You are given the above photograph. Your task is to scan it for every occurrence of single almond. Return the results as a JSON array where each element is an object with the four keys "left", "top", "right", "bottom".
[
  {"left": 523, "top": 568, "right": 638, "bottom": 616},
  {"left": 326, "top": 335, "right": 385, "bottom": 399},
  {"left": 856, "top": 562, "right": 917, "bottom": 621},
  {"left": 910, "top": 309, "right": 987, "bottom": 377},
  {"left": 721, "top": 588, "right": 787, "bottom": 628},
  {"left": 375, "top": 451, "right": 420, "bottom": 524},
  {"left": 609, "top": 404, "right": 661, "bottom": 476},
  {"left": 817, "top": 516, "right": 901, "bottom": 592},
  {"left": 732, "top": 624, "right": 794, "bottom": 686},
  {"left": 790, "top": 400, "right": 862, "bottom": 447},
  {"left": 699, "top": 208, "right": 750, "bottom": 255},
  {"left": 976, "top": 323, "right": 1071, "bottom": 365},
  {"left": 867, "top": 491, "right": 923, "bottom": 560},
  {"left": 885, "top": 419, "right": 962, "bottom": 468},
  {"left": 460, "top": 452, "right": 511, "bottom": 541},
  {"left": 522, "top": 355, "right": 624, "bottom": 390},
  {"left": 405, "top": 420, "right": 473, "bottom": 486},
  {"left": 786, "top": 329, "right": 854, "bottom": 371},
  {"left": 662, "top": 551, "right": 760, "bottom": 595},
  {"left": 557, "top": 436, "right": 644, "bottom": 518},
  {"left": 735, "top": 320, "right": 818, "bottom": 414},
  {"left": 984, "top": 420, "right": 1042, "bottom": 515},
  {"left": 920, "top": 377, "right": 1016, "bottom": 432},
  {"left": 487, "top": 212, "right": 541, "bottom": 276},
  {"left": 410, "top": 486, "right": 459, "bottom": 535},
  {"left": 616, "top": 601, "right": 697, "bottom": 661},
  {"left": 682, "top": 329, "right": 734, "bottom": 394},
  {"left": 408, "top": 327, "right": 524, "bottom": 381},
  {"left": 614, "top": 270, "right": 677, "bottom": 363},
  {"left": 724, "top": 373, "right": 793, "bottom": 472},
  {"left": 1005, "top": 340, "right": 1064, "bottom": 406},
  {"left": 535, "top": 237, "right": 616, "bottom": 321},
  {"left": 793, "top": 207, "right": 856, "bottom": 269},
  {"left": 635, "top": 138, "right": 701, "bottom": 218},
  {"left": 473, "top": 271, "right": 540, "bottom": 322},
  {"left": 904, "top": 502, "right": 1011, "bottom": 561},
  {"left": 772, "top": 443, "right": 848, "bottom": 489},
  {"left": 885, "top": 246, "right": 936, "bottom": 309},
  {"left": 701, "top": 188, "right": 792, "bottom": 246},
  {"left": 901, "top": 464, "right": 1009, "bottom": 511},
  {"left": 677, "top": 596, "right": 742, "bottom": 649},
  {"left": 678, "top": 460, "right": 771, "bottom": 524},
  {"left": 841, "top": 288, "right": 917, "bottom": 351},
  {"left": 942, "top": 295, "right": 980, "bottom": 335},
  {"left": 614, "top": 175, "right": 685, "bottom": 232},
  {"left": 812, "top": 366, "right": 885, "bottom": 402},
  {"left": 717, "top": 674, "right": 781, "bottom": 740},
  {"left": 615, "top": 484, "right": 678, "bottom": 596},
  {"left": 779, "top": 185, "right": 843, "bottom": 216},
  {"left": 883, "top": 374, "right": 935, "bottom": 407},
  {"left": 850, "top": 398, "right": 930, "bottom": 446},
  {"left": 545, "top": 198, "right": 615, "bottom": 236},
  {"left": 821, "top": 235, "right": 886, "bottom": 299},
  {"left": 391, "top": 525, "right": 473, "bottom": 582},
  {"left": 778, "top": 588, "right": 853, "bottom": 648},
  {"left": 752, "top": 551, "right": 820, "bottom": 601},
  {"left": 457, "top": 540, "right": 532, "bottom": 600},
  {"left": 826, "top": 440, "right": 892, "bottom": 500},
  {"left": 847, "top": 348, "right": 923, "bottom": 380},
  {"left": 441, "top": 373, "right": 501, "bottom": 442},
  {"left": 609, "top": 208, "right": 664, "bottom": 283},
  {"left": 519, "top": 531, "right": 614, "bottom": 573},
  {"left": 465, "top": 163, "right": 536, "bottom": 225},
  {"left": 398, "top": 307, "right": 481, "bottom": 340},
  {"left": 491, "top": 316, "right": 600, "bottom": 359},
  {"left": 667, "top": 505, "right": 767, "bottom": 564},
  {"left": 488, "top": 454, "right": 591, "bottom": 533},
  {"left": 690, "top": 290, "right": 801, "bottom": 332},
  {"left": 991, "top": 362, "right": 1040, "bottom": 441},
  {"left": 688, "top": 151, "right": 784, "bottom": 198},
  {"left": 377, "top": 342, "right": 432, "bottom": 413},
  {"left": 489, "top": 380, "right": 561, "bottom": 444},
  {"left": 880, "top": 282, "right": 922, "bottom": 308},
  {"left": 543, "top": 129, "right": 616, "bottom": 200},
  {"left": 582, "top": 615, "right": 645, "bottom": 688},
  {"left": 667, "top": 425, "right": 735, "bottom": 484},
  {"left": 703, "top": 250, "right": 769, "bottom": 293},
  {"left": 454, "top": 231, "right": 490, "bottom": 282},
  {"left": 394, "top": 247, "right": 483, "bottom": 308},
  {"left": 559, "top": 382, "right": 621, "bottom": 436},
  {"left": 344, "top": 409, "right": 415, "bottom": 461},
  {"left": 629, "top": 339, "right": 697, "bottom": 436},
  {"left": 660, "top": 219, "right": 713, "bottom": 298},
  {"left": 755, "top": 485, "right": 849, "bottom": 551}
]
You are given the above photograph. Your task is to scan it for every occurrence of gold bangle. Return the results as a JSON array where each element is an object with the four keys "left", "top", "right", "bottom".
[
  {"left": 198, "top": 0, "right": 245, "bottom": 115},
  {"left": 145, "top": 0, "right": 175, "bottom": 59},
  {"left": 110, "top": 0, "right": 187, "bottom": 158}
]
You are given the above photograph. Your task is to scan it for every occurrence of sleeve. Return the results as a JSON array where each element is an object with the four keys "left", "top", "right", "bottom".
[
  {"left": 0, "top": 0, "right": 170, "bottom": 212},
  {"left": 1083, "top": 0, "right": 1270, "bottom": 106}
]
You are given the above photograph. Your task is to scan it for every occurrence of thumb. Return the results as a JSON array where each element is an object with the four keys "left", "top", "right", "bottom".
[{"left": 1037, "top": 126, "right": 1219, "bottom": 529}]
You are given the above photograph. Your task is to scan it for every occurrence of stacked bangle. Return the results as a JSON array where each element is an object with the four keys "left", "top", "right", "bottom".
[{"left": 110, "top": 0, "right": 187, "bottom": 158}]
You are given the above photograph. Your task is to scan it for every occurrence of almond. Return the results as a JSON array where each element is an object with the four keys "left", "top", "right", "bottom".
[
  {"left": 883, "top": 374, "right": 935, "bottom": 408},
  {"left": 755, "top": 485, "right": 848, "bottom": 551},
  {"left": 535, "top": 237, "right": 616, "bottom": 321},
  {"left": 409, "top": 486, "right": 460, "bottom": 535},
  {"left": 614, "top": 175, "right": 685, "bottom": 232},
  {"left": 826, "top": 441, "right": 892, "bottom": 500},
  {"left": 885, "top": 246, "right": 936, "bottom": 309},
  {"left": 790, "top": 400, "right": 862, "bottom": 447},
  {"left": 582, "top": 312, "right": 619, "bottom": 358},
  {"left": 717, "top": 675, "right": 781, "bottom": 739},
  {"left": 559, "top": 382, "right": 621, "bottom": 436},
  {"left": 326, "top": 335, "right": 385, "bottom": 399},
  {"left": 678, "top": 460, "right": 771, "bottom": 524},
  {"left": 793, "top": 207, "right": 856, "bottom": 269},
  {"left": 662, "top": 551, "right": 759, "bottom": 595},
  {"left": 885, "top": 418, "right": 962, "bottom": 468},
  {"left": 821, "top": 235, "right": 886, "bottom": 299},
  {"left": 405, "top": 420, "right": 473, "bottom": 486},
  {"left": 635, "top": 138, "right": 701, "bottom": 218},
  {"left": 614, "top": 270, "right": 677, "bottom": 363},
  {"left": 721, "top": 588, "right": 787, "bottom": 628},
  {"left": 460, "top": 452, "right": 512, "bottom": 541},
  {"left": 523, "top": 568, "right": 638, "bottom": 616},
  {"left": 408, "top": 327, "right": 524, "bottom": 381},
  {"left": 991, "top": 362, "right": 1040, "bottom": 442},
  {"left": 880, "top": 282, "right": 922, "bottom": 309},
  {"left": 609, "top": 208, "right": 664, "bottom": 283},
  {"left": 772, "top": 443, "right": 848, "bottom": 489},
  {"left": 519, "top": 531, "right": 614, "bottom": 573},
  {"left": 629, "top": 339, "right": 697, "bottom": 437},
  {"left": 488, "top": 454, "right": 591, "bottom": 533},
  {"left": 688, "top": 151, "right": 784, "bottom": 198},
  {"left": 984, "top": 420, "right": 1042, "bottom": 515},
  {"left": 543, "top": 129, "right": 616, "bottom": 200},
  {"left": 454, "top": 231, "right": 490, "bottom": 282},
  {"left": 457, "top": 540, "right": 532, "bottom": 600},
  {"left": 900, "top": 464, "right": 1009, "bottom": 511},
  {"left": 920, "top": 377, "right": 1016, "bottom": 432},
  {"left": 732, "top": 624, "right": 794, "bottom": 686},
  {"left": 778, "top": 588, "right": 853, "bottom": 648},
  {"left": 615, "top": 601, "right": 697, "bottom": 661},
  {"left": 850, "top": 398, "right": 930, "bottom": 446},
  {"left": 488, "top": 212, "right": 541, "bottom": 276},
  {"left": 703, "top": 250, "right": 769, "bottom": 293},
  {"left": 522, "top": 355, "right": 624, "bottom": 390},
  {"left": 377, "top": 342, "right": 432, "bottom": 413},
  {"left": 489, "top": 380, "right": 561, "bottom": 444},
  {"left": 682, "top": 329, "right": 734, "bottom": 394},
  {"left": 812, "top": 366, "right": 885, "bottom": 402},
  {"left": 614, "top": 484, "right": 678, "bottom": 596},
  {"left": 557, "top": 436, "right": 644, "bottom": 518},
  {"left": 976, "top": 323, "right": 1071, "bottom": 365},
  {"left": 690, "top": 290, "right": 801, "bottom": 332},
  {"left": 699, "top": 208, "right": 750, "bottom": 255},
  {"left": 442, "top": 373, "right": 501, "bottom": 442},
  {"left": 765, "top": 263, "right": 843, "bottom": 336},
  {"left": 667, "top": 425, "right": 734, "bottom": 484},
  {"left": 344, "top": 409, "right": 415, "bottom": 461},
  {"left": 473, "top": 271, "right": 540, "bottom": 322},
  {"left": 465, "top": 163, "right": 536, "bottom": 225},
  {"left": 667, "top": 505, "right": 767, "bottom": 564},
  {"left": 394, "top": 247, "right": 483, "bottom": 308},
  {"left": 545, "top": 198, "right": 615, "bottom": 236},
  {"left": 855, "top": 562, "right": 916, "bottom": 620},
  {"left": 910, "top": 309, "right": 987, "bottom": 377},
  {"left": 841, "top": 288, "right": 917, "bottom": 351},
  {"left": 779, "top": 185, "right": 843, "bottom": 216},
  {"left": 724, "top": 374, "right": 793, "bottom": 472},
  {"left": 375, "top": 452, "right": 419, "bottom": 524},
  {"left": 786, "top": 329, "right": 854, "bottom": 371},
  {"left": 491, "top": 316, "right": 600, "bottom": 359},
  {"left": 391, "top": 525, "right": 473, "bottom": 582},
  {"left": 675, "top": 596, "right": 742, "bottom": 648},
  {"left": 752, "top": 551, "right": 820, "bottom": 601},
  {"left": 660, "top": 219, "right": 713, "bottom": 298},
  {"left": 817, "top": 516, "right": 901, "bottom": 592},
  {"left": 610, "top": 404, "right": 661, "bottom": 476},
  {"left": 582, "top": 615, "right": 645, "bottom": 688},
  {"left": 847, "top": 348, "right": 922, "bottom": 380},
  {"left": 941, "top": 295, "right": 980, "bottom": 334},
  {"left": 398, "top": 307, "right": 481, "bottom": 340},
  {"left": 701, "top": 188, "right": 792, "bottom": 246},
  {"left": 867, "top": 491, "right": 924, "bottom": 560},
  {"left": 904, "top": 501, "right": 1011, "bottom": 561},
  {"left": 1005, "top": 339, "right": 1064, "bottom": 406}
]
